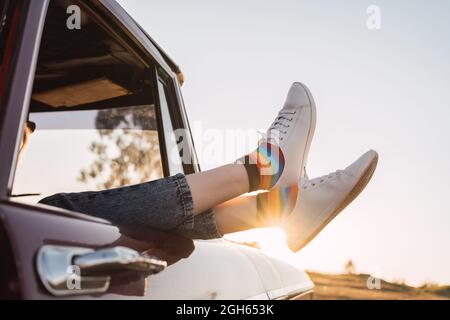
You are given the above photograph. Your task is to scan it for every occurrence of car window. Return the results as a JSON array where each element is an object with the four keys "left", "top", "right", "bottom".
[{"left": 11, "top": 0, "right": 167, "bottom": 204}]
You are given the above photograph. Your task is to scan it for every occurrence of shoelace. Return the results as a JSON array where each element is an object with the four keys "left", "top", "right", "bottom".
[
  {"left": 301, "top": 169, "right": 344, "bottom": 190},
  {"left": 267, "top": 111, "right": 296, "bottom": 141}
]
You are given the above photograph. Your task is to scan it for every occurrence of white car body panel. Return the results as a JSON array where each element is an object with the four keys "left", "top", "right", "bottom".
[{"left": 147, "top": 239, "right": 313, "bottom": 300}]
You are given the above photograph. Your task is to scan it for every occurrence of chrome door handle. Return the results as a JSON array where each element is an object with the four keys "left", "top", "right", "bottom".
[
  {"left": 73, "top": 246, "right": 167, "bottom": 275},
  {"left": 37, "top": 245, "right": 167, "bottom": 296}
]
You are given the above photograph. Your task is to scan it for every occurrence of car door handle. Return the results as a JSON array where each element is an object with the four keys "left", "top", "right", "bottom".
[
  {"left": 37, "top": 245, "right": 167, "bottom": 296},
  {"left": 73, "top": 246, "right": 167, "bottom": 275}
]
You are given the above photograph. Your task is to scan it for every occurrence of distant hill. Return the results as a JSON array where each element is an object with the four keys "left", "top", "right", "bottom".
[{"left": 307, "top": 271, "right": 450, "bottom": 300}]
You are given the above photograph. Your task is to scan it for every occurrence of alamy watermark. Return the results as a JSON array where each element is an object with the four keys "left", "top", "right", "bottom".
[
  {"left": 66, "top": 5, "right": 81, "bottom": 30},
  {"left": 169, "top": 121, "right": 282, "bottom": 174},
  {"left": 366, "top": 5, "right": 381, "bottom": 30},
  {"left": 366, "top": 265, "right": 382, "bottom": 290},
  {"left": 66, "top": 265, "right": 81, "bottom": 290}
]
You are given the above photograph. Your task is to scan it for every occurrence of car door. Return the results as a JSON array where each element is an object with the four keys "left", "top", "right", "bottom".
[
  {"left": 0, "top": 0, "right": 198, "bottom": 299},
  {"left": 0, "top": 0, "right": 314, "bottom": 300}
]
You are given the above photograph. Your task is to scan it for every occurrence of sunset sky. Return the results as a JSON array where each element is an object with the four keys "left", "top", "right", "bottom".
[{"left": 118, "top": 0, "right": 450, "bottom": 286}]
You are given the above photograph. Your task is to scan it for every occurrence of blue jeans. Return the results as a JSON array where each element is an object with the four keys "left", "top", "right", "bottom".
[{"left": 39, "top": 173, "right": 222, "bottom": 240}]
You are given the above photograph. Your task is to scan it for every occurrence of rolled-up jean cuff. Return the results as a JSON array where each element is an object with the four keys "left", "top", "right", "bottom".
[
  {"left": 176, "top": 208, "right": 223, "bottom": 240},
  {"left": 171, "top": 173, "right": 195, "bottom": 230}
]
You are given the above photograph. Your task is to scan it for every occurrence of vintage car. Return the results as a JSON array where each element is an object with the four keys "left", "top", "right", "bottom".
[{"left": 0, "top": 0, "right": 314, "bottom": 299}]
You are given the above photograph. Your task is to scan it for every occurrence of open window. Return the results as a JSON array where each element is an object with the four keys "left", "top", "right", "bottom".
[{"left": 11, "top": 0, "right": 172, "bottom": 205}]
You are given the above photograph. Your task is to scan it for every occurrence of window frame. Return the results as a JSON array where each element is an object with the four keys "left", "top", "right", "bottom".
[
  {"left": 0, "top": 0, "right": 195, "bottom": 212},
  {"left": 156, "top": 70, "right": 193, "bottom": 175},
  {"left": 0, "top": 0, "right": 49, "bottom": 200}
]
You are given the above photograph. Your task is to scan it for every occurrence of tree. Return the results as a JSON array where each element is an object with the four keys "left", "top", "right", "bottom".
[{"left": 78, "top": 105, "right": 163, "bottom": 189}]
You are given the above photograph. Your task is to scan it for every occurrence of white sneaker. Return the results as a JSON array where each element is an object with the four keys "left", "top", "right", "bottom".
[
  {"left": 260, "top": 82, "right": 316, "bottom": 190},
  {"left": 282, "top": 150, "right": 379, "bottom": 252}
]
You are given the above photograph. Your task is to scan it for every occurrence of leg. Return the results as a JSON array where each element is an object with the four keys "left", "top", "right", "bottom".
[
  {"left": 187, "top": 81, "right": 317, "bottom": 216},
  {"left": 38, "top": 164, "right": 251, "bottom": 232},
  {"left": 213, "top": 185, "right": 298, "bottom": 235},
  {"left": 174, "top": 194, "right": 265, "bottom": 240},
  {"left": 186, "top": 164, "right": 249, "bottom": 215},
  {"left": 213, "top": 195, "right": 260, "bottom": 235}
]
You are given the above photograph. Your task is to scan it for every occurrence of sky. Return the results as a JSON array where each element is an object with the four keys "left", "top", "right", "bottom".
[{"left": 117, "top": 0, "right": 450, "bottom": 286}]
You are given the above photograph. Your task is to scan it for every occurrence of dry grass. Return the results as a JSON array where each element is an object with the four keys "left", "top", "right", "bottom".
[{"left": 307, "top": 272, "right": 450, "bottom": 300}]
